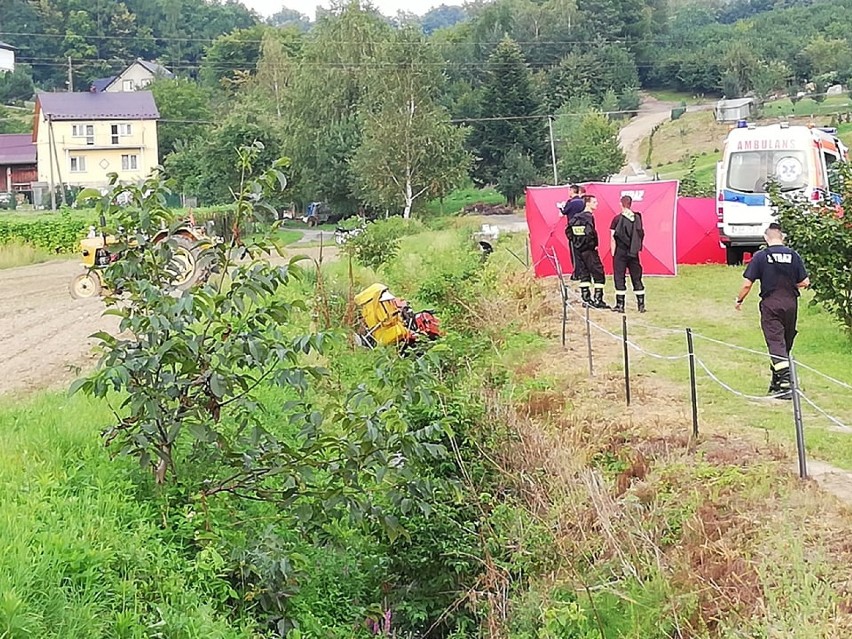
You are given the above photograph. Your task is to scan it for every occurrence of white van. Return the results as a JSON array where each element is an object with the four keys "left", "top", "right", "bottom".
[{"left": 716, "top": 121, "right": 847, "bottom": 265}]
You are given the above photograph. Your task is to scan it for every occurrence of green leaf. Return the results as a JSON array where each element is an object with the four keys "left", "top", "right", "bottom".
[
  {"left": 209, "top": 372, "right": 226, "bottom": 399},
  {"left": 68, "top": 377, "right": 88, "bottom": 397}
]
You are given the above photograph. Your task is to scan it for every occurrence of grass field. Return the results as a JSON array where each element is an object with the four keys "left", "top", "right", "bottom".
[
  {"left": 418, "top": 185, "right": 508, "bottom": 216},
  {"left": 569, "top": 264, "right": 852, "bottom": 470},
  {"left": 2, "top": 226, "right": 852, "bottom": 634},
  {"left": 0, "top": 393, "right": 261, "bottom": 637},
  {"left": 0, "top": 242, "right": 65, "bottom": 269},
  {"left": 761, "top": 94, "right": 852, "bottom": 118},
  {"left": 639, "top": 110, "right": 727, "bottom": 171},
  {"left": 646, "top": 89, "right": 713, "bottom": 105}
]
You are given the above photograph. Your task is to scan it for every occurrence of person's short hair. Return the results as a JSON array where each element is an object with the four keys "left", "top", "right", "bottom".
[
  {"left": 578, "top": 185, "right": 586, "bottom": 194},
  {"left": 569, "top": 184, "right": 580, "bottom": 194},
  {"left": 620, "top": 195, "right": 632, "bottom": 208},
  {"left": 583, "top": 194, "right": 596, "bottom": 205},
  {"left": 765, "top": 223, "right": 783, "bottom": 239}
]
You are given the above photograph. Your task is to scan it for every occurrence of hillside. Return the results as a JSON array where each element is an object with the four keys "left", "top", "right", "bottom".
[{"left": 639, "top": 95, "right": 852, "bottom": 187}]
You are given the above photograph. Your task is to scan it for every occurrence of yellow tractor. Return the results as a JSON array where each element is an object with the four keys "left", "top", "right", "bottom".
[{"left": 69, "top": 214, "right": 220, "bottom": 299}]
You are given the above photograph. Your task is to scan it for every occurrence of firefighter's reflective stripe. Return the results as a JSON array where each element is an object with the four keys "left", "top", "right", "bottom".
[{"left": 571, "top": 226, "right": 586, "bottom": 236}]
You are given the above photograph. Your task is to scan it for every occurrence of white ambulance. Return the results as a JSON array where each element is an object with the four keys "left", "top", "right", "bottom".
[{"left": 715, "top": 121, "right": 847, "bottom": 265}]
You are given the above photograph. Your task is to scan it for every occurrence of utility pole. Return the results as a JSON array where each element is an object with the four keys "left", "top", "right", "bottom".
[
  {"left": 67, "top": 57, "right": 73, "bottom": 92},
  {"left": 47, "top": 115, "right": 56, "bottom": 211},
  {"left": 548, "top": 115, "right": 559, "bottom": 185}
]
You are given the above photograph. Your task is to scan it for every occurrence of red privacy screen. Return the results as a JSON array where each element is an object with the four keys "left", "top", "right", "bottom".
[{"left": 526, "top": 182, "right": 723, "bottom": 278}]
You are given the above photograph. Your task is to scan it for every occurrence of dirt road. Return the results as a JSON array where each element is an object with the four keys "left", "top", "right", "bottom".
[
  {"left": 616, "top": 95, "right": 715, "bottom": 179},
  {"left": 617, "top": 95, "right": 677, "bottom": 178},
  {"left": 0, "top": 244, "right": 340, "bottom": 397}
]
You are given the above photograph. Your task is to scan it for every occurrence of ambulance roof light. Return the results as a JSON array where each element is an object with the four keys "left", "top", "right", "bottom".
[{"left": 736, "top": 119, "right": 748, "bottom": 128}]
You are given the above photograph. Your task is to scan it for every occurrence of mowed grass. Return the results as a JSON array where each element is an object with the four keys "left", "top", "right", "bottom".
[
  {"left": 639, "top": 110, "right": 729, "bottom": 170},
  {"left": 0, "top": 392, "right": 259, "bottom": 638},
  {"left": 656, "top": 151, "right": 719, "bottom": 184},
  {"left": 762, "top": 94, "right": 852, "bottom": 118},
  {"left": 578, "top": 265, "right": 852, "bottom": 470},
  {"left": 646, "top": 89, "right": 712, "bottom": 105}
]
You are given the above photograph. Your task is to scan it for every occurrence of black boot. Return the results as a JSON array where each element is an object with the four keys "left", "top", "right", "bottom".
[
  {"left": 767, "top": 366, "right": 781, "bottom": 395},
  {"left": 612, "top": 294, "right": 625, "bottom": 313},
  {"left": 774, "top": 362, "right": 793, "bottom": 400},
  {"left": 636, "top": 293, "right": 646, "bottom": 313},
  {"left": 580, "top": 286, "right": 592, "bottom": 307},
  {"left": 591, "top": 287, "right": 610, "bottom": 309}
]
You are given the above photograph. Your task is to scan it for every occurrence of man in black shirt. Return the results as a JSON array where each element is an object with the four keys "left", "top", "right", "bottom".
[
  {"left": 610, "top": 195, "right": 646, "bottom": 313},
  {"left": 567, "top": 195, "right": 610, "bottom": 309},
  {"left": 561, "top": 184, "right": 585, "bottom": 280},
  {"left": 735, "top": 223, "right": 810, "bottom": 399}
]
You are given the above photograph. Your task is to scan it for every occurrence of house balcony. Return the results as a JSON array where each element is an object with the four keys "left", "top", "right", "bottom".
[{"left": 62, "top": 143, "right": 145, "bottom": 151}]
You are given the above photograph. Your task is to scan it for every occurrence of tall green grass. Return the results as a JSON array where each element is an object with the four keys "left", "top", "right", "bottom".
[
  {"left": 0, "top": 393, "right": 261, "bottom": 638},
  {"left": 0, "top": 242, "right": 61, "bottom": 269},
  {"left": 418, "top": 185, "right": 508, "bottom": 217}
]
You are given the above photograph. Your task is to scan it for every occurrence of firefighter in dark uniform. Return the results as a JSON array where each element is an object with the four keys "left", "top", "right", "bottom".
[
  {"left": 560, "top": 184, "right": 585, "bottom": 281},
  {"left": 735, "top": 223, "right": 810, "bottom": 399},
  {"left": 609, "top": 195, "right": 646, "bottom": 314},
  {"left": 567, "top": 194, "right": 609, "bottom": 309}
]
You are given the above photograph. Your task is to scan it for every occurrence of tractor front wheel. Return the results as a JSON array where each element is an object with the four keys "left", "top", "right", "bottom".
[{"left": 69, "top": 272, "right": 102, "bottom": 299}]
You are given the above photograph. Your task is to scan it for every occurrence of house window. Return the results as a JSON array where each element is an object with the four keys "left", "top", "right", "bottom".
[
  {"left": 111, "top": 125, "right": 119, "bottom": 145},
  {"left": 140, "top": 78, "right": 151, "bottom": 87},
  {"left": 72, "top": 124, "right": 94, "bottom": 145},
  {"left": 121, "top": 154, "right": 138, "bottom": 170},
  {"left": 70, "top": 156, "right": 86, "bottom": 173},
  {"left": 118, "top": 123, "right": 132, "bottom": 136},
  {"left": 122, "top": 79, "right": 134, "bottom": 91}
]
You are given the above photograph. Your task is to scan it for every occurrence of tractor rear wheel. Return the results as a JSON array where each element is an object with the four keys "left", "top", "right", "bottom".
[
  {"left": 69, "top": 272, "right": 102, "bottom": 299},
  {"left": 167, "top": 235, "right": 207, "bottom": 291}
]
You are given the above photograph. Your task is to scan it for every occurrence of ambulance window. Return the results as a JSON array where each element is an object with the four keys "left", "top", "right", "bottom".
[
  {"left": 824, "top": 151, "right": 841, "bottom": 191},
  {"left": 727, "top": 152, "right": 765, "bottom": 192}
]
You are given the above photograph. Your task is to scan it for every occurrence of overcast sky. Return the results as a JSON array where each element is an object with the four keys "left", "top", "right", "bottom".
[{"left": 240, "top": 1, "right": 447, "bottom": 20}]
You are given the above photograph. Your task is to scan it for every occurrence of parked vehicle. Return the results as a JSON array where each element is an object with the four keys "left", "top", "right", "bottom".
[
  {"left": 69, "top": 213, "right": 220, "bottom": 299},
  {"left": 716, "top": 121, "right": 848, "bottom": 265}
]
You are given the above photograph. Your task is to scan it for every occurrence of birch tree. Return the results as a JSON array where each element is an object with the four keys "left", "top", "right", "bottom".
[{"left": 352, "top": 27, "right": 471, "bottom": 219}]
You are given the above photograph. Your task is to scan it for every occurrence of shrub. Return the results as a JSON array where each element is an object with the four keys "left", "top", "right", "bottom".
[
  {"left": 0, "top": 213, "right": 92, "bottom": 253},
  {"left": 346, "top": 216, "right": 426, "bottom": 270},
  {"left": 771, "top": 165, "right": 852, "bottom": 332}
]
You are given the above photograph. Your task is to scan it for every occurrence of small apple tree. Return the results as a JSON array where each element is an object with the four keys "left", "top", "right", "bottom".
[{"left": 72, "top": 143, "right": 450, "bottom": 536}]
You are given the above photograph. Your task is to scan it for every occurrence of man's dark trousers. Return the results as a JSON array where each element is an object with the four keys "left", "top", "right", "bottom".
[
  {"left": 759, "top": 290, "right": 798, "bottom": 365},
  {"left": 613, "top": 250, "right": 643, "bottom": 293}
]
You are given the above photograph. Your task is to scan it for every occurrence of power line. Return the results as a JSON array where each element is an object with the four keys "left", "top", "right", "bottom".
[
  {"left": 14, "top": 56, "right": 664, "bottom": 72},
  {"left": 0, "top": 30, "right": 696, "bottom": 47}
]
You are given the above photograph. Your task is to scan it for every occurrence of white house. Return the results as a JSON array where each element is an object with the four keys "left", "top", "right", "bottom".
[
  {"left": 90, "top": 59, "right": 174, "bottom": 93},
  {"left": 0, "top": 41, "right": 15, "bottom": 73}
]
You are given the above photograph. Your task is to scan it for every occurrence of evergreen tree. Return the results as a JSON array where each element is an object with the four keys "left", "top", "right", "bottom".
[{"left": 470, "top": 37, "right": 547, "bottom": 185}]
